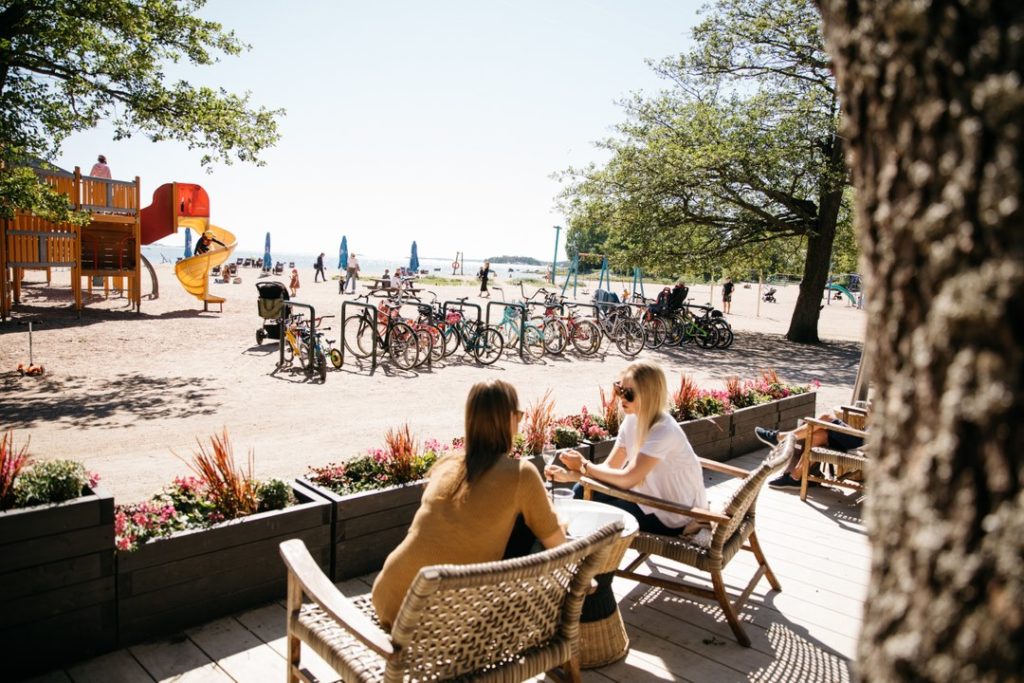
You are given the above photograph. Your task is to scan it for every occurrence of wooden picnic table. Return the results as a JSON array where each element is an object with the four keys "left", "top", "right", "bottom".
[{"left": 363, "top": 283, "right": 423, "bottom": 301}]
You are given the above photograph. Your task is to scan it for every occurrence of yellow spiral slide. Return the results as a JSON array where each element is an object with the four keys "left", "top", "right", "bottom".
[{"left": 174, "top": 220, "right": 237, "bottom": 311}]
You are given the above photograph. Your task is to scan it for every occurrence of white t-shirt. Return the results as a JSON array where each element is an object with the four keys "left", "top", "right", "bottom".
[{"left": 614, "top": 412, "right": 708, "bottom": 528}]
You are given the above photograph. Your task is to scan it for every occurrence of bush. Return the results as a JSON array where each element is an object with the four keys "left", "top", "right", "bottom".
[
  {"left": 257, "top": 478, "right": 294, "bottom": 512},
  {"left": 307, "top": 434, "right": 451, "bottom": 496},
  {"left": 13, "top": 460, "right": 94, "bottom": 507},
  {"left": 552, "top": 426, "right": 582, "bottom": 449}
]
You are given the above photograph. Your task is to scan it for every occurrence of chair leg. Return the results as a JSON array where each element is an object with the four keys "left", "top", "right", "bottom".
[
  {"left": 286, "top": 574, "right": 302, "bottom": 682},
  {"left": 711, "top": 571, "right": 751, "bottom": 647},
  {"left": 564, "top": 655, "right": 582, "bottom": 683},
  {"left": 748, "top": 530, "right": 782, "bottom": 592},
  {"left": 287, "top": 636, "right": 301, "bottom": 683}
]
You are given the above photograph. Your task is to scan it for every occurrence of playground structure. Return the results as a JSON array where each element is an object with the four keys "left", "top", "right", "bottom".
[{"left": 0, "top": 167, "right": 235, "bottom": 318}]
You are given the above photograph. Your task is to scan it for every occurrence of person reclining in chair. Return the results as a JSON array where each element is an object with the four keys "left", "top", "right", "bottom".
[{"left": 755, "top": 415, "right": 865, "bottom": 490}]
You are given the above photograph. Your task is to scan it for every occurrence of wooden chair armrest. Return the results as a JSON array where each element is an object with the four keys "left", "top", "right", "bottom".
[
  {"left": 838, "top": 404, "right": 869, "bottom": 417},
  {"left": 804, "top": 417, "right": 868, "bottom": 439},
  {"left": 580, "top": 477, "right": 730, "bottom": 525},
  {"left": 279, "top": 539, "right": 394, "bottom": 657},
  {"left": 697, "top": 457, "right": 751, "bottom": 479}
]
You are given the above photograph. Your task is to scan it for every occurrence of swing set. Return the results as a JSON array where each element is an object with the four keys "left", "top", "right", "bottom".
[{"left": 559, "top": 252, "right": 647, "bottom": 301}]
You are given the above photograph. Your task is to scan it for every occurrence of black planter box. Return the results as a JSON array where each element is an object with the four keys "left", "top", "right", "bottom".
[
  {"left": 581, "top": 438, "right": 616, "bottom": 464},
  {"left": 116, "top": 483, "right": 330, "bottom": 645},
  {"left": 680, "top": 414, "right": 732, "bottom": 461},
  {"left": 0, "top": 488, "right": 116, "bottom": 679},
  {"left": 297, "top": 477, "right": 426, "bottom": 581}
]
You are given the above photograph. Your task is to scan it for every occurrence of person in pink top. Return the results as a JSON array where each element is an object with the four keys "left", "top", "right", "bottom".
[{"left": 89, "top": 155, "right": 111, "bottom": 179}]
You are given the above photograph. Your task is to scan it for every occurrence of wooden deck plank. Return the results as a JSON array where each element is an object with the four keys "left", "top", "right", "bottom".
[
  {"left": 186, "top": 616, "right": 285, "bottom": 683},
  {"left": 129, "top": 637, "right": 233, "bottom": 682},
  {"left": 235, "top": 603, "right": 340, "bottom": 683},
  {"left": 66, "top": 650, "right": 154, "bottom": 683}
]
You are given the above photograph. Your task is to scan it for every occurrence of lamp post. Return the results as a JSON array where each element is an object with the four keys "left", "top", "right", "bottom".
[{"left": 551, "top": 225, "right": 561, "bottom": 284}]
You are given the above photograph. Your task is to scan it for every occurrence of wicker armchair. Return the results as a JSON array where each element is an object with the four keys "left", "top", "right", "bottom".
[
  {"left": 278, "top": 521, "right": 624, "bottom": 683},
  {"left": 580, "top": 436, "right": 794, "bottom": 647},
  {"left": 799, "top": 412, "right": 869, "bottom": 501}
]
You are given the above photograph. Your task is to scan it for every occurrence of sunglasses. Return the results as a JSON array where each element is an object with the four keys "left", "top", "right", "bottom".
[
  {"left": 613, "top": 381, "right": 635, "bottom": 402},
  {"left": 514, "top": 409, "right": 525, "bottom": 420}
]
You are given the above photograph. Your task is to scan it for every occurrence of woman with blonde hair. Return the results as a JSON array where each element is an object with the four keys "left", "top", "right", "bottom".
[
  {"left": 547, "top": 359, "right": 707, "bottom": 535},
  {"left": 372, "top": 379, "right": 565, "bottom": 629}
]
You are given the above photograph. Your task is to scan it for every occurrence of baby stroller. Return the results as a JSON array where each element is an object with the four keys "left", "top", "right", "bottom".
[
  {"left": 255, "top": 281, "right": 290, "bottom": 345},
  {"left": 762, "top": 287, "right": 777, "bottom": 303}
]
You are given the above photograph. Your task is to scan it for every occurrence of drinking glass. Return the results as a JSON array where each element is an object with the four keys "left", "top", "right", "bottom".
[{"left": 541, "top": 446, "right": 559, "bottom": 500}]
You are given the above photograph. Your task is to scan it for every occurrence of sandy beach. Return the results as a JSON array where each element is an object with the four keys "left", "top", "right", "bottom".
[{"left": 0, "top": 264, "right": 866, "bottom": 503}]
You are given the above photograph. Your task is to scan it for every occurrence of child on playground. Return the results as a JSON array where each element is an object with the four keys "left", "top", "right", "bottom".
[{"left": 290, "top": 268, "right": 300, "bottom": 297}]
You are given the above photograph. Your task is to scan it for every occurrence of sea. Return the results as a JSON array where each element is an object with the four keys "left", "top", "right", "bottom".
[{"left": 140, "top": 245, "right": 547, "bottom": 278}]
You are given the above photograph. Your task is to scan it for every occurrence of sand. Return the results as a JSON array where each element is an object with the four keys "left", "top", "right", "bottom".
[{"left": 0, "top": 265, "right": 866, "bottom": 503}]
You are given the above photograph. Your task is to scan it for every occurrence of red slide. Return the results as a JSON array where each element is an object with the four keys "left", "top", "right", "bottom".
[{"left": 140, "top": 183, "right": 210, "bottom": 245}]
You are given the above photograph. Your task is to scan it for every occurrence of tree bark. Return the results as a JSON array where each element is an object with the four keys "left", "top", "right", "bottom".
[
  {"left": 786, "top": 135, "right": 846, "bottom": 344},
  {"left": 817, "top": 1, "right": 1024, "bottom": 680}
]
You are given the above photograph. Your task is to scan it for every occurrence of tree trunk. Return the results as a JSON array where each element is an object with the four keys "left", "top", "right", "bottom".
[
  {"left": 817, "top": 1, "right": 1024, "bottom": 680},
  {"left": 786, "top": 136, "right": 845, "bottom": 344}
]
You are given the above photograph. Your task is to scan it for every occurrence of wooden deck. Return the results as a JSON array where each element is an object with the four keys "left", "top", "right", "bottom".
[{"left": 27, "top": 450, "right": 866, "bottom": 682}]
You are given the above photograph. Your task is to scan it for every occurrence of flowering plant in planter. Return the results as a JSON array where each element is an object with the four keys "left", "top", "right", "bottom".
[
  {"left": 753, "top": 368, "right": 815, "bottom": 399},
  {"left": 670, "top": 370, "right": 816, "bottom": 421},
  {"left": 552, "top": 425, "right": 582, "bottom": 449},
  {"left": 1, "top": 429, "right": 100, "bottom": 510},
  {"left": 114, "top": 429, "right": 293, "bottom": 551},
  {"left": 598, "top": 386, "right": 621, "bottom": 437},
  {"left": 520, "top": 389, "right": 555, "bottom": 455},
  {"left": 557, "top": 405, "right": 610, "bottom": 442},
  {"left": 307, "top": 425, "right": 450, "bottom": 496}
]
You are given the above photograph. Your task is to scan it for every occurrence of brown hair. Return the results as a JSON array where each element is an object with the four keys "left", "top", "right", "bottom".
[{"left": 461, "top": 379, "right": 518, "bottom": 487}]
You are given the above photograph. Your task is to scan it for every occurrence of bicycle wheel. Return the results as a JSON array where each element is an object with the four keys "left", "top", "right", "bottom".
[
  {"left": 711, "top": 319, "right": 734, "bottom": 349},
  {"left": 643, "top": 317, "right": 667, "bottom": 349},
  {"left": 329, "top": 347, "right": 342, "bottom": 368},
  {"left": 472, "top": 327, "right": 504, "bottom": 365},
  {"left": 522, "top": 324, "right": 545, "bottom": 360},
  {"left": 665, "top": 317, "right": 685, "bottom": 346},
  {"left": 541, "top": 319, "right": 568, "bottom": 355},
  {"left": 695, "top": 323, "right": 720, "bottom": 349},
  {"left": 427, "top": 325, "right": 445, "bottom": 363},
  {"left": 415, "top": 327, "right": 434, "bottom": 367},
  {"left": 570, "top": 319, "right": 602, "bottom": 356},
  {"left": 440, "top": 323, "right": 461, "bottom": 357},
  {"left": 343, "top": 315, "right": 373, "bottom": 358},
  {"left": 388, "top": 321, "right": 419, "bottom": 370},
  {"left": 315, "top": 348, "right": 327, "bottom": 382},
  {"left": 614, "top": 319, "right": 645, "bottom": 357},
  {"left": 282, "top": 338, "right": 295, "bottom": 364}
]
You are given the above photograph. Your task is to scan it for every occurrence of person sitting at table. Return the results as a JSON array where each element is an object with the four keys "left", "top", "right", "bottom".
[
  {"left": 546, "top": 359, "right": 708, "bottom": 536},
  {"left": 381, "top": 268, "right": 392, "bottom": 288},
  {"left": 372, "top": 379, "right": 565, "bottom": 630}
]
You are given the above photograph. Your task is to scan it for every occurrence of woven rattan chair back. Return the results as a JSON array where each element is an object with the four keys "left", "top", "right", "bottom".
[
  {"left": 709, "top": 437, "right": 792, "bottom": 559},
  {"left": 385, "top": 521, "right": 623, "bottom": 682}
]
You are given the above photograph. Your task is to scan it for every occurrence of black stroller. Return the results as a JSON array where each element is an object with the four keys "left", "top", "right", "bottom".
[
  {"left": 255, "top": 281, "right": 290, "bottom": 344},
  {"left": 762, "top": 286, "right": 778, "bottom": 303}
]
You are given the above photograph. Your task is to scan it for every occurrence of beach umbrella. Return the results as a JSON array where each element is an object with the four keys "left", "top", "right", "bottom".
[
  {"left": 183, "top": 228, "right": 193, "bottom": 257},
  {"left": 409, "top": 240, "right": 420, "bottom": 273},
  {"left": 262, "top": 232, "right": 272, "bottom": 271},
  {"left": 339, "top": 236, "right": 349, "bottom": 270}
]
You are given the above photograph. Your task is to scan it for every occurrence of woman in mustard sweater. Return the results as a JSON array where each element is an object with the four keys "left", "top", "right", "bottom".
[{"left": 372, "top": 379, "right": 566, "bottom": 629}]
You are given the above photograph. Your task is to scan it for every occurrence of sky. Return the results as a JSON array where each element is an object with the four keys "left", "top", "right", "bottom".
[{"left": 55, "top": 0, "right": 701, "bottom": 262}]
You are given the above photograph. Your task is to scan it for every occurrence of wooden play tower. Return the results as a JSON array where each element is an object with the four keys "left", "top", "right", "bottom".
[{"left": 0, "top": 167, "right": 142, "bottom": 319}]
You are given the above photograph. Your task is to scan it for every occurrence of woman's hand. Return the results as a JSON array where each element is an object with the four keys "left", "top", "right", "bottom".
[
  {"left": 544, "top": 465, "right": 580, "bottom": 483},
  {"left": 557, "top": 449, "right": 585, "bottom": 472}
]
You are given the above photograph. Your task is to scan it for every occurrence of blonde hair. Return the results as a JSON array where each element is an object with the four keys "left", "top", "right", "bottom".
[
  {"left": 620, "top": 360, "right": 669, "bottom": 455},
  {"left": 441, "top": 379, "right": 519, "bottom": 499}
]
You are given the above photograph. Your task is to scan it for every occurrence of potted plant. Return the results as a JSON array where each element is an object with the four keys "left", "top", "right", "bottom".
[
  {"left": 115, "top": 429, "right": 330, "bottom": 644},
  {"left": 728, "top": 370, "right": 816, "bottom": 456},
  {"left": 298, "top": 425, "right": 449, "bottom": 580},
  {"left": 0, "top": 431, "right": 114, "bottom": 678},
  {"left": 559, "top": 403, "right": 614, "bottom": 463}
]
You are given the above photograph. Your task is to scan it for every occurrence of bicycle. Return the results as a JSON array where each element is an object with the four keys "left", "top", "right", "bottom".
[
  {"left": 280, "top": 315, "right": 330, "bottom": 382},
  {"left": 592, "top": 301, "right": 644, "bottom": 356},
  {"left": 522, "top": 286, "right": 603, "bottom": 357},
  {"left": 495, "top": 302, "right": 545, "bottom": 360},
  {"left": 342, "top": 295, "right": 428, "bottom": 370}
]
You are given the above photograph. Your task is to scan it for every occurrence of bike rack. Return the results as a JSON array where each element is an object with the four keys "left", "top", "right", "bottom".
[
  {"left": 340, "top": 299, "right": 380, "bottom": 373},
  {"left": 443, "top": 299, "right": 481, "bottom": 325},
  {"left": 279, "top": 301, "right": 317, "bottom": 380},
  {"left": 486, "top": 300, "right": 527, "bottom": 360}
]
